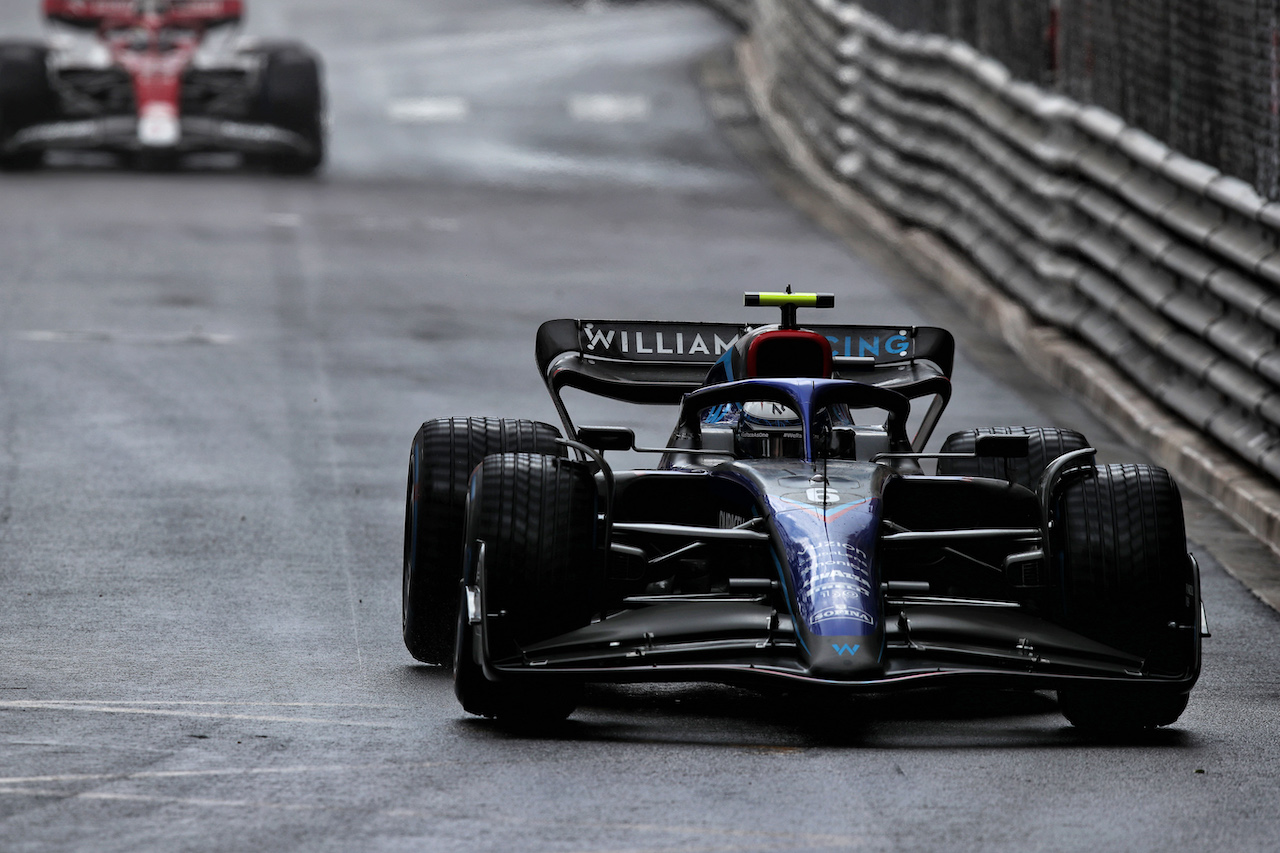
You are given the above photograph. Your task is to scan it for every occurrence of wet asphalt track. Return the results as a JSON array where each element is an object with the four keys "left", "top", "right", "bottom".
[{"left": 2, "top": 1, "right": 1280, "bottom": 851}]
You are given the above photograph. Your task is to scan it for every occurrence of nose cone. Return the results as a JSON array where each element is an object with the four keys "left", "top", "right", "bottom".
[
  {"left": 807, "top": 635, "right": 881, "bottom": 679},
  {"left": 139, "top": 103, "right": 180, "bottom": 148}
]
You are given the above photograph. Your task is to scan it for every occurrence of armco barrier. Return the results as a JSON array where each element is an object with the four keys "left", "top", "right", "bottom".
[{"left": 736, "top": 0, "right": 1280, "bottom": 489}]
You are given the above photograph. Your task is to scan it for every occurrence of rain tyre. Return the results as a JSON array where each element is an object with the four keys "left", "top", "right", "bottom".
[
  {"left": 253, "top": 43, "right": 325, "bottom": 174},
  {"left": 0, "top": 41, "right": 52, "bottom": 171},
  {"left": 402, "top": 418, "right": 563, "bottom": 665},
  {"left": 1051, "top": 464, "right": 1197, "bottom": 732},
  {"left": 938, "top": 426, "right": 1090, "bottom": 488},
  {"left": 454, "top": 452, "right": 598, "bottom": 722}
]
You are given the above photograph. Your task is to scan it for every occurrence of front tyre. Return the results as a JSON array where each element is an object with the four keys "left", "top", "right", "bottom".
[
  {"left": 454, "top": 452, "right": 599, "bottom": 722},
  {"left": 1052, "top": 464, "right": 1198, "bottom": 733},
  {"left": 0, "top": 41, "right": 52, "bottom": 171},
  {"left": 253, "top": 43, "right": 325, "bottom": 174},
  {"left": 1058, "top": 684, "right": 1189, "bottom": 733},
  {"left": 402, "top": 418, "right": 563, "bottom": 665}
]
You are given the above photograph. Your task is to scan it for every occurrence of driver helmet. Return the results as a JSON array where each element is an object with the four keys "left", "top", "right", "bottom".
[{"left": 735, "top": 400, "right": 804, "bottom": 459}]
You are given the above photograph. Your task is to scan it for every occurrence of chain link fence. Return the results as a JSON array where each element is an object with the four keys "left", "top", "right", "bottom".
[{"left": 851, "top": 0, "right": 1280, "bottom": 202}]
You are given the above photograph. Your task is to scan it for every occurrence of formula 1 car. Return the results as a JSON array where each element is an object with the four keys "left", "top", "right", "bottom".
[
  {"left": 402, "top": 292, "right": 1207, "bottom": 733},
  {"left": 0, "top": 0, "right": 323, "bottom": 172}
]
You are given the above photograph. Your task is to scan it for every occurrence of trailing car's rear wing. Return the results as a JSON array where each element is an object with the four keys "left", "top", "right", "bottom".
[
  {"left": 44, "top": 0, "right": 243, "bottom": 27},
  {"left": 536, "top": 319, "right": 955, "bottom": 445}
]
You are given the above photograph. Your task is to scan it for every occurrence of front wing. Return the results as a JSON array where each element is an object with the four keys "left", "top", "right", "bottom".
[
  {"left": 4, "top": 115, "right": 316, "bottom": 157},
  {"left": 464, "top": 566, "right": 1204, "bottom": 694}
]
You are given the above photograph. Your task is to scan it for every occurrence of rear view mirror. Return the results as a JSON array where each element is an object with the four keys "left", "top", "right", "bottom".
[
  {"left": 974, "top": 435, "right": 1030, "bottom": 458},
  {"left": 576, "top": 426, "right": 635, "bottom": 452}
]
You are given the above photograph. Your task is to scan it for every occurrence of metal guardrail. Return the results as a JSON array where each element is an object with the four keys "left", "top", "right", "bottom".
[{"left": 732, "top": 0, "right": 1280, "bottom": 482}]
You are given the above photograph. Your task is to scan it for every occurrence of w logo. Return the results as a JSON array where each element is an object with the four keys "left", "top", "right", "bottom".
[{"left": 832, "top": 643, "right": 861, "bottom": 656}]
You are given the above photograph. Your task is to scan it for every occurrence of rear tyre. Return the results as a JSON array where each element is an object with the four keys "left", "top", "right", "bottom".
[
  {"left": 253, "top": 43, "right": 324, "bottom": 174},
  {"left": 454, "top": 452, "right": 599, "bottom": 722},
  {"left": 0, "top": 41, "right": 52, "bottom": 171},
  {"left": 402, "top": 418, "right": 563, "bottom": 665},
  {"left": 1051, "top": 464, "right": 1197, "bottom": 732},
  {"left": 937, "top": 426, "right": 1090, "bottom": 488}
]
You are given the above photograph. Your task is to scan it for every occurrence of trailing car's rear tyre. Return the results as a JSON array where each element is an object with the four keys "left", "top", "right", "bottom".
[
  {"left": 1051, "top": 464, "right": 1197, "bottom": 733},
  {"left": 454, "top": 452, "right": 599, "bottom": 722},
  {"left": 0, "top": 41, "right": 53, "bottom": 171},
  {"left": 253, "top": 43, "right": 325, "bottom": 174},
  {"left": 937, "top": 426, "right": 1090, "bottom": 488},
  {"left": 402, "top": 418, "right": 563, "bottom": 665}
]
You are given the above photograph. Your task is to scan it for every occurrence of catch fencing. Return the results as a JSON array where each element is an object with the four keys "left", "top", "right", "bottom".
[
  {"left": 854, "top": 0, "right": 1280, "bottom": 205},
  {"left": 719, "top": 0, "right": 1280, "bottom": 500}
]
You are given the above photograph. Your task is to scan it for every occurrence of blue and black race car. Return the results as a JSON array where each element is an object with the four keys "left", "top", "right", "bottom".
[{"left": 402, "top": 292, "right": 1206, "bottom": 732}]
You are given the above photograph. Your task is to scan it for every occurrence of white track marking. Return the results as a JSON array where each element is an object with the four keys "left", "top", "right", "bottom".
[
  {"left": 264, "top": 212, "right": 302, "bottom": 228},
  {"left": 0, "top": 783, "right": 861, "bottom": 847},
  {"left": 17, "top": 330, "right": 234, "bottom": 346},
  {"left": 568, "top": 93, "right": 652, "bottom": 123},
  {"left": 0, "top": 787, "right": 327, "bottom": 811},
  {"left": 286, "top": 213, "right": 369, "bottom": 678},
  {"left": 0, "top": 763, "right": 436, "bottom": 786},
  {"left": 352, "top": 215, "right": 459, "bottom": 232},
  {"left": 387, "top": 96, "right": 470, "bottom": 123},
  {"left": 3, "top": 700, "right": 401, "bottom": 707},
  {"left": 0, "top": 700, "right": 401, "bottom": 727}
]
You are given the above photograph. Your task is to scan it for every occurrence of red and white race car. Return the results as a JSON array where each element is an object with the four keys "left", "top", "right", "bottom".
[{"left": 0, "top": 0, "right": 324, "bottom": 172}]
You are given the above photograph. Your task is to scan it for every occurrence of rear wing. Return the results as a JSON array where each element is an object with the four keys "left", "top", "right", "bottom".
[
  {"left": 536, "top": 319, "right": 956, "bottom": 445},
  {"left": 44, "top": 0, "right": 243, "bottom": 27}
]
